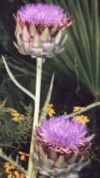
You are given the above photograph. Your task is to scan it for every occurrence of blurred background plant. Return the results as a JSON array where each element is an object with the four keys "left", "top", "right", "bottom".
[
  {"left": 0, "top": 98, "right": 33, "bottom": 177},
  {"left": 0, "top": 0, "right": 100, "bottom": 177},
  {"left": 0, "top": 99, "right": 33, "bottom": 150}
]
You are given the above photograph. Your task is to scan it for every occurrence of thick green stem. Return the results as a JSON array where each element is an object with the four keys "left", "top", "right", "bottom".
[
  {"left": 33, "top": 58, "right": 42, "bottom": 127},
  {"left": 27, "top": 57, "right": 43, "bottom": 178}
]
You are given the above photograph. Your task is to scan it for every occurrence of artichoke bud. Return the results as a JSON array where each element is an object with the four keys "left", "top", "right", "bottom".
[
  {"left": 14, "top": 3, "right": 73, "bottom": 58},
  {"left": 34, "top": 116, "right": 94, "bottom": 177}
]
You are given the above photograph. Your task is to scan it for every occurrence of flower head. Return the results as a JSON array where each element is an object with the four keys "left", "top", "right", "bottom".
[
  {"left": 18, "top": 151, "right": 30, "bottom": 161},
  {"left": 6, "top": 170, "right": 25, "bottom": 178},
  {"left": 36, "top": 116, "right": 94, "bottom": 155},
  {"left": 74, "top": 115, "right": 89, "bottom": 123},
  {"left": 18, "top": 3, "right": 67, "bottom": 26},
  {"left": 11, "top": 109, "right": 25, "bottom": 122},
  {"left": 14, "top": 3, "right": 73, "bottom": 58},
  {"left": 73, "top": 106, "right": 85, "bottom": 112},
  {"left": 47, "top": 104, "right": 55, "bottom": 117},
  {"left": 4, "top": 162, "right": 15, "bottom": 172}
]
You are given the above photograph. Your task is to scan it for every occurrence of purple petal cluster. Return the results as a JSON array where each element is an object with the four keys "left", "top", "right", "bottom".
[
  {"left": 39, "top": 116, "right": 87, "bottom": 148},
  {"left": 18, "top": 3, "right": 66, "bottom": 25}
]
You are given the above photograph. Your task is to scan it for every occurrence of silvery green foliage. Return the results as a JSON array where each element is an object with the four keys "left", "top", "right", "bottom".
[
  {"left": 0, "top": 100, "right": 32, "bottom": 149},
  {"left": 45, "top": 0, "right": 100, "bottom": 98}
]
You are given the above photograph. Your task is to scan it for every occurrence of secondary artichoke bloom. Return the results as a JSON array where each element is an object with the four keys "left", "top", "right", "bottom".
[
  {"left": 14, "top": 3, "right": 73, "bottom": 58},
  {"left": 36, "top": 116, "right": 94, "bottom": 155},
  {"left": 35, "top": 116, "right": 94, "bottom": 177}
]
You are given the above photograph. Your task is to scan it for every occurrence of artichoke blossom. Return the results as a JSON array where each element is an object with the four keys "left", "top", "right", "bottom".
[
  {"left": 35, "top": 116, "right": 94, "bottom": 178},
  {"left": 14, "top": 3, "right": 73, "bottom": 58}
]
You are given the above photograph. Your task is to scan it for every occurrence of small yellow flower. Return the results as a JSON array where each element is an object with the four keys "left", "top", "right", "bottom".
[
  {"left": 11, "top": 109, "right": 25, "bottom": 122},
  {"left": 11, "top": 109, "right": 20, "bottom": 117},
  {"left": 18, "top": 173, "right": 25, "bottom": 178},
  {"left": 4, "top": 162, "right": 15, "bottom": 172},
  {"left": 7, "top": 170, "right": 25, "bottom": 178},
  {"left": 74, "top": 115, "right": 89, "bottom": 123},
  {"left": 12, "top": 115, "right": 25, "bottom": 122},
  {"left": 73, "top": 106, "right": 84, "bottom": 112},
  {"left": 47, "top": 104, "right": 55, "bottom": 117},
  {"left": 18, "top": 151, "right": 30, "bottom": 161}
]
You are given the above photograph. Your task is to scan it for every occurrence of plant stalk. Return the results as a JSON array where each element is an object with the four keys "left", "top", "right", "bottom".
[
  {"left": 67, "top": 102, "right": 100, "bottom": 117},
  {"left": 27, "top": 57, "right": 43, "bottom": 178}
]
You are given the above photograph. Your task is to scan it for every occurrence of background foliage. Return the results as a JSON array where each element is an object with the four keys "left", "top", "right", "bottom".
[
  {"left": 0, "top": 100, "right": 33, "bottom": 150},
  {"left": 0, "top": 1, "right": 100, "bottom": 177}
]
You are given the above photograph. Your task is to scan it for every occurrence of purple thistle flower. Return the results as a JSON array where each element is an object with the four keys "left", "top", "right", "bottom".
[
  {"left": 14, "top": 3, "right": 73, "bottom": 57},
  {"left": 36, "top": 116, "right": 94, "bottom": 155},
  {"left": 35, "top": 116, "right": 94, "bottom": 177},
  {"left": 39, "top": 116, "right": 87, "bottom": 147},
  {"left": 18, "top": 3, "right": 67, "bottom": 26}
]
